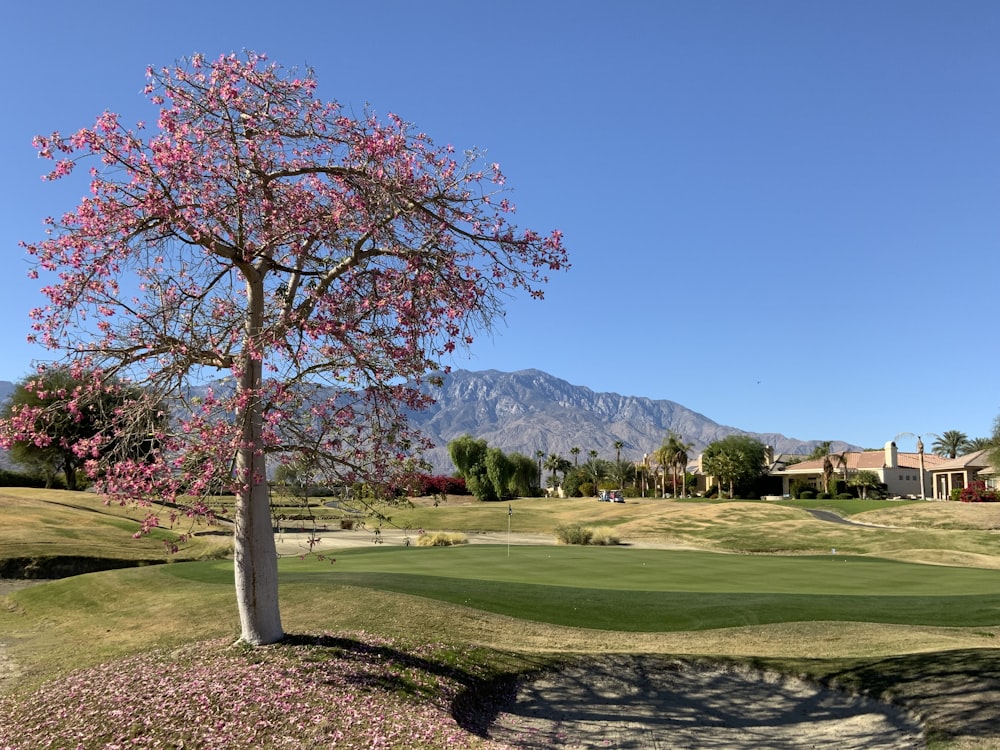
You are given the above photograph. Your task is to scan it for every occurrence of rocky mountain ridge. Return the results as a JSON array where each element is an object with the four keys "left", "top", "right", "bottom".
[
  {"left": 409, "top": 369, "right": 854, "bottom": 472},
  {"left": 0, "top": 371, "right": 856, "bottom": 475}
]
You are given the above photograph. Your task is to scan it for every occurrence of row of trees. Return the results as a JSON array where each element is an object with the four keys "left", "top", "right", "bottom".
[
  {"left": 928, "top": 429, "right": 997, "bottom": 459},
  {"left": 447, "top": 432, "right": 698, "bottom": 501}
]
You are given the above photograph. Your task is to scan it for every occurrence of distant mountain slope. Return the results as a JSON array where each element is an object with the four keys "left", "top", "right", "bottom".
[
  {"left": 410, "top": 369, "right": 853, "bottom": 473},
  {"left": 0, "top": 371, "right": 855, "bottom": 476}
]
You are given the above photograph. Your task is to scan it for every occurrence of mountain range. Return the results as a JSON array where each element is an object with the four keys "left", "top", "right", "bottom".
[
  {"left": 409, "top": 369, "right": 854, "bottom": 473},
  {"left": 0, "top": 370, "right": 855, "bottom": 475}
]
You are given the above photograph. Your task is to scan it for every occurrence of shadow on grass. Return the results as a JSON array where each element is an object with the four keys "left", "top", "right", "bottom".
[
  {"left": 816, "top": 648, "right": 1000, "bottom": 744},
  {"left": 278, "top": 632, "right": 548, "bottom": 737},
  {"left": 486, "top": 655, "right": 925, "bottom": 749}
]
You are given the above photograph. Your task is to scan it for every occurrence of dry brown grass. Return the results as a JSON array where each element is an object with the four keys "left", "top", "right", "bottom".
[
  {"left": 857, "top": 502, "right": 1000, "bottom": 530},
  {"left": 0, "top": 488, "right": 230, "bottom": 562}
]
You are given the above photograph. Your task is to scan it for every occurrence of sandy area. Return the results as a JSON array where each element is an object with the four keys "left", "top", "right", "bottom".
[{"left": 487, "top": 655, "right": 925, "bottom": 749}]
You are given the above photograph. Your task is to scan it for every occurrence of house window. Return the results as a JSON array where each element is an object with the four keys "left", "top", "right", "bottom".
[{"left": 899, "top": 475, "right": 903, "bottom": 481}]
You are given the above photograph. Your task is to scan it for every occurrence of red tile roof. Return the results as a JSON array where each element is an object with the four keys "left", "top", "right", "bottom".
[{"left": 779, "top": 451, "right": 948, "bottom": 473}]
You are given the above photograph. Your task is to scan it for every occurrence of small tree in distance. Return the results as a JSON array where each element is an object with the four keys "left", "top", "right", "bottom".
[
  {"left": 6, "top": 52, "right": 567, "bottom": 646},
  {"left": 701, "top": 435, "right": 767, "bottom": 498}
]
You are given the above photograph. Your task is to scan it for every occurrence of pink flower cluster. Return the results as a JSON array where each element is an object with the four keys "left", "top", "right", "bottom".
[{"left": 0, "top": 632, "right": 516, "bottom": 749}]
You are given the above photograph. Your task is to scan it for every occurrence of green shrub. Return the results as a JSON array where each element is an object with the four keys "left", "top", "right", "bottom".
[
  {"left": 836, "top": 493, "right": 854, "bottom": 500},
  {"left": 817, "top": 492, "right": 832, "bottom": 500},
  {"left": 339, "top": 519, "right": 355, "bottom": 530},
  {"left": 950, "top": 488, "right": 962, "bottom": 502},
  {"left": 554, "top": 524, "right": 593, "bottom": 545},
  {"left": 578, "top": 482, "right": 595, "bottom": 498},
  {"left": 0, "top": 470, "right": 55, "bottom": 488},
  {"left": 798, "top": 490, "right": 815, "bottom": 500}
]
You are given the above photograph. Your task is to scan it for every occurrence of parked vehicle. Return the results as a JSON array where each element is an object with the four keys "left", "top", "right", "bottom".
[{"left": 598, "top": 489, "right": 624, "bottom": 503}]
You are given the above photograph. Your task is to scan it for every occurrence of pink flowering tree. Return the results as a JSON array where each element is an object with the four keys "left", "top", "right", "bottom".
[{"left": 6, "top": 52, "right": 567, "bottom": 645}]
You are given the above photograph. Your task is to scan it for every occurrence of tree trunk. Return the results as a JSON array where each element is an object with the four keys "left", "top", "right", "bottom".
[
  {"left": 233, "top": 276, "right": 284, "bottom": 646},
  {"left": 62, "top": 453, "right": 77, "bottom": 491}
]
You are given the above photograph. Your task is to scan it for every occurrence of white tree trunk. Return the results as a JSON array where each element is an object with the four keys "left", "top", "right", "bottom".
[{"left": 233, "top": 277, "right": 284, "bottom": 645}]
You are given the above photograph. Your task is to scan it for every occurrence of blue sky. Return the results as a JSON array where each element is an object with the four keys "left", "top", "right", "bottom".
[{"left": 2, "top": 0, "right": 999, "bottom": 451}]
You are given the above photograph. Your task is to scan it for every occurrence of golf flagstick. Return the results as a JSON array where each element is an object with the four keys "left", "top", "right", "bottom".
[{"left": 507, "top": 503, "right": 512, "bottom": 556}]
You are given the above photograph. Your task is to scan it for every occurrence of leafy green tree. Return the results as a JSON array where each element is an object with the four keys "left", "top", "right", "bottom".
[
  {"left": 701, "top": 435, "right": 767, "bottom": 499},
  {"left": 483, "top": 447, "right": 514, "bottom": 502},
  {"left": 507, "top": 452, "right": 538, "bottom": 497},
  {"left": 570, "top": 446, "right": 580, "bottom": 466},
  {"left": 448, "top": 435, "right": 525, "bottom": 501},
  {"left": 448, "top": 434, "right": 488, "bottom": 477},
  {"left": 987, "top": 417, "right": 1000, "bottom": 476},
  {"left": 448, "top": 435, "right": 491, "bottom": 500},
  {"left": 0, "top": 367, "right": 160, "bottom": 491},
  {"left": 931, "top": 430, "right": 969, "bottom": 459}
]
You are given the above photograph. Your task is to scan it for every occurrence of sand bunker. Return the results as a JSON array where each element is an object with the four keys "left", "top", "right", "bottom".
[{"left": 488, "top": 656, "right": 924, "bottom": 749}]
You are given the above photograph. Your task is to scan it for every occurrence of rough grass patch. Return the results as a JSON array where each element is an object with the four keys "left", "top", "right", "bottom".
[
  {"left": 415, "top": 532, "right": 468, "bottom": 547},
  {"left": 588, "top": 526, "right": 621, "bottom": 546}
]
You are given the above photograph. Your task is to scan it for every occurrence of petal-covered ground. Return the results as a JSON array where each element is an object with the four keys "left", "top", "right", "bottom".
[{"left": 0, "top": 633, "right": 511, "bottom": 749}]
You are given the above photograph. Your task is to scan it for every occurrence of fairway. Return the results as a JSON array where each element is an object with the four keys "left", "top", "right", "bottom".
[{"left": 164, "top": 545, "right": 1000, "bottom": 632}]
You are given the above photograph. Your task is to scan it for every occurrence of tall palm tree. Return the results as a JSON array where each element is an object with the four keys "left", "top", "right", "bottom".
[
  {"left": 931, "top": 431, "right": 969, "bottom": 459},
  {"left": 669, "top": 434, "right": 693, "bottom": 498},
  {"left": 535, "top": 450, "right": 545, "bottom": 489},
  {"left": 809, "top": 441, "right": 834, "bottom": 494},
  {"left": 544, "top": 453, "right": 565, "bottom": 492},
  {"left": 583, "top": 456, "right": 607, "bottom": 496},
  {"left": 613, "top": 440, "right": 624, "bottom": 465},
  {"left": 835, "top": 451, "right": 850, "bottom": 487},
  {"left": 654, "top": 438, "right": 673, "bottom": 498},
  {"left": 570, "top": 446, "right": 580, "bottom": 466}
]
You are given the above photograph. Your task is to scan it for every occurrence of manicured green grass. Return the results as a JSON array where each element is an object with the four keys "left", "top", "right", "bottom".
[{"left": 159, "top": 546, "right": 1000, "bottom": 632}]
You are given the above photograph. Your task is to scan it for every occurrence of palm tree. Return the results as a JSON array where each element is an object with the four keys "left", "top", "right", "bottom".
[
  {"left": 669, "top": 434, "right": 693, "bottom": 498},
  {"left": 613, "top": 440, "right": 624, "bottom": 465},
  {"left": 835, "top": 451, "right": 850, "bottom": 486},
  {"left": 964, "top": 436, "right": 994, "bottom": 452},
  {"left": 809, "top": 441, "right": 834, "bottom": 494},
  {"left": 931, "top": 431, "right": 968, "bottom": 459},
  {"left": 570, "top": 446, "right": 580, "bottom": 466},
  {"left": 543, "top": 453, "right": 562, "bottom": 491},
  {"left": 654, "top": 438, "right": 673, "bottom": 498},
  {"left": 583, "top": 456, "right": 607, "bottom": 496},
  {"left": 534, "top": 450, "right": 545, "bottom": 489}
]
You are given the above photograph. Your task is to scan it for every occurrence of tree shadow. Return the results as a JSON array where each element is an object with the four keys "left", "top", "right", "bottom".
[{"left": 485, "top": 655, "right": 925, "bottom": 749}]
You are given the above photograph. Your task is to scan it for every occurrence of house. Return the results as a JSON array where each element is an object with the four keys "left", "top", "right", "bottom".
[
  {"left": 926, "top": 449, "right": 994, "bottom": 499},
  {"left": 771, "top": 441, "right": 949, "bottom": 498}
]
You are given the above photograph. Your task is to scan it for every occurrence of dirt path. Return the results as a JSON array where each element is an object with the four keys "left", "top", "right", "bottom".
[{"left": 488, "top": 656, "right": 925, "bottom": 749}]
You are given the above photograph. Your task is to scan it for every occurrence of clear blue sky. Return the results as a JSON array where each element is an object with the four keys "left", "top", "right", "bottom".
[{"left": 2, "top": 0, "right": 999, "bottom": 451}]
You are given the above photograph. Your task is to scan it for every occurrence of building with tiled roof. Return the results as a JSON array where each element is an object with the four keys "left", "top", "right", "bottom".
[
  {"left": 926, "top": 449, "right": 994, "bottom": 499},
  {"left": 771, "top": 441, "right": 950, "bottom": 498}
]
